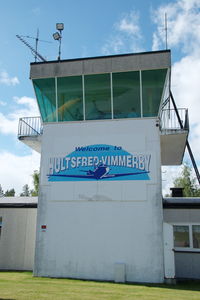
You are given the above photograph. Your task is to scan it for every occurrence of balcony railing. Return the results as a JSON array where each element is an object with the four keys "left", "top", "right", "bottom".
[
  {"left": 160, "top": 108, "right": 189, "bottom": 133},
  {"left": 18, "top": 117, "right": 43, "bottom": 137},
  {"left": 18, "top": 110, "right": 189, "bottom": 138}
]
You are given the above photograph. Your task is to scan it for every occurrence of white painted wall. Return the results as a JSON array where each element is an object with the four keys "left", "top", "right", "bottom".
[
  {"left": 0, "top": 208, "right": 37, "bottom": 270},
  {"left": 34, "top": 118, "right": 164, "bottom": 282},
  {"left": 163, "top": 223, "right": 175, "bottom": 279}
]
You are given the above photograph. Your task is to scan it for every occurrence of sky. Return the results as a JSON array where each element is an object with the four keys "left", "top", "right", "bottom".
[{"left": 0, "top": 0, "right": 200, "bottom": 195}]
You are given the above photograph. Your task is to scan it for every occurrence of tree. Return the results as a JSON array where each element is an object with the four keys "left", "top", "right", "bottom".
[
  {"left": 31, "top": 170, "right": 40, "bottom": 196},
  {"left": 4, "top": 188, "right": 15, "bottom": 197},
  {"left": 173, "top": 163, "right": 200, "bottom": 197},
  {"left": 0, "top": 185, "right": 3, "bottom": 197},
  {"left": 20, "top": 184, "right": 31, "bottom": 197}
]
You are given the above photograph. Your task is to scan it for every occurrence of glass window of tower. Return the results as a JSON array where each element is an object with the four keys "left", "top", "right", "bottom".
[
  {"left": 85, "top": 73, "right": 111, "bottom": 120},
  {"left": 57, "top": 76, "right": 83, "bottom": 122},
  {"left": 33, "top": 78, "right": 56, "bottom": 122},
  {"left": 142, "top": 69, "right": 167, "bottom": 117},
  {"left": 113, "top": 71, "right": 140, "bottom": 119}
]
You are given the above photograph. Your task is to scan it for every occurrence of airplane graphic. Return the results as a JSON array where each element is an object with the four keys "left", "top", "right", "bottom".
[{"left": 48, "top": 163, "right": 149, "bottom": 180}]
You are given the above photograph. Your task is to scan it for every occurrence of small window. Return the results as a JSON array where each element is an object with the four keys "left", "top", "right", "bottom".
[
  {"left": 173, "top": 225, "right": 190, "bottom": 248},
  {"left": 192, "top": 225, "right": 200, "bottom": 249},
  {"left": 0, "top": 217, "right": 2, "bottom": 237}
]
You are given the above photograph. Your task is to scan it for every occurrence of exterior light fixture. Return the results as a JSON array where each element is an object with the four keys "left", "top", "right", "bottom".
[
  {"left": 53, "top": 32, "right": 60, "bottom": 41},
  {"left": 53, "top": 23, "right": 64, "bottom": 61},
  {"left": 56, "top": 23, "right": 64, "bottom": 31}
]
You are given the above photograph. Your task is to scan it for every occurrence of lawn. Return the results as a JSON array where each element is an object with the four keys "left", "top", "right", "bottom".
[{"left": 0, "top": 272, "right": 200, "bottom": 300}]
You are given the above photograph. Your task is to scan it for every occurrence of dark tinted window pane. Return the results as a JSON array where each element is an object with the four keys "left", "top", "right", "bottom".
[
  {"left": 33, "top": 78, "right": 56, "bottom": 122},
  {"left": 142, "top": 69, "right": 167, "bottom": 117},
  {"left": 85, "top": 74, "right": 111, "bottom": 120},
  {"left": 113, "top": 71, "right": 140, "bottom": 119},
  {"left": 192, "top": 225, "right": 200, "bottom": 248},
  {"left": 57, "top": 76, "right": 83, "bottom": 121},
  {"left": 0, "top": 216, "right": 2, "bottom": 238},
  {"left": 173, "top": 225, "right": 190, "bottom": 248}
]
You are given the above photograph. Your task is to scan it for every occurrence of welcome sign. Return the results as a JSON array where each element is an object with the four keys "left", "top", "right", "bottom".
[{"left": 47, "top": 144, "right": 151, "bottom": 181}]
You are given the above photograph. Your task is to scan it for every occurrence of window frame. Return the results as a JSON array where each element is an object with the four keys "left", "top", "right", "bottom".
[
  {"left": 173, "top": 223, "right": 200, "bottom": 252},
  {"left": 0, "top": 216, "right": 2, "bottom": 238},
  {"left": 32, "top": 68, "right": 169, "bottom": 123}
]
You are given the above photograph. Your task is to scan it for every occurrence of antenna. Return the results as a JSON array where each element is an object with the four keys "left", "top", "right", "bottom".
[
  {"left": 16, "top": 31, "right": 49, "bottom": 62},
  {"left": 165, "top": 13, "right": 168, "bottom": 50}
]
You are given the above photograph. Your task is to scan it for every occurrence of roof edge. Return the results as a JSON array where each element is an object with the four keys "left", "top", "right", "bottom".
[{"left": 30, "top": 49, "right": 171, "bottom": 66}]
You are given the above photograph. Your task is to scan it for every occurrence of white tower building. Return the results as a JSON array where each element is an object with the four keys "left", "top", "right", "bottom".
[{"left": 18, "top": 50, "right": 188, "bottom": 283}]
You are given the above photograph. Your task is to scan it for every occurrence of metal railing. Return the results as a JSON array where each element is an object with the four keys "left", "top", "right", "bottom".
[
  {"left": 160, "top": 108, "right": 189, "bottom": 132},
  {"left": 18, "top": 117, "right": 43, "bottom": 137}
]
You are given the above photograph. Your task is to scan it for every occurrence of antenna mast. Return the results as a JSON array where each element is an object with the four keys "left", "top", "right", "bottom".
[
  {"left": 165, "top": 13, "right": 168, "bottom": 50},
  {"left": 16, "top": 32, "right": 48, "bottom": 62}
]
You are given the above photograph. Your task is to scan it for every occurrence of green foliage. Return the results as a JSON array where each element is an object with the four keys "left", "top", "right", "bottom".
[
  {"left": 0, "top": 184, "right": 3, "bottom": 197},
  {"left": 20, "top": 184, "right": 31, "bottom": 197},
  {"left": 173, "top": 164, "right": 200, "bottom": 197},
  {"left": 31, "top": 170, "right": 40, "bottom": 196},
  {"left": 4, "top": 188, "right": 15, "bottom": 197}
]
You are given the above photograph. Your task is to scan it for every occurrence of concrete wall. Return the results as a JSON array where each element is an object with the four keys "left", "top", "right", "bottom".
[
  {"left": 34, "top": 118, "right": 164, "bottom": 282},
  {"left": 164, "top": 208, "right": 200, "bottom": 279},
  {"left": 164, "top": 208, "right": 200, "bottom": 223},
  {"left": 0, "top": 208, "right": 37, "bottom": 270},
  {"left": 30, "top": 51, "right": 170, "bottom": 79},
  {"left": 174, "top": 252, "right": 200, "bottom": 279}
]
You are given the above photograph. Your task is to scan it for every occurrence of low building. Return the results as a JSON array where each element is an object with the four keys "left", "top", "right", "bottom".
[
  {"left": 164, "top": 197, "right": 200, "bottom": 280},
  {"left": 0, "top": 196, "right": 200, "bottom": 280},
  {"left": 0, "top": 197, "right": 37, "bottom": 271}
]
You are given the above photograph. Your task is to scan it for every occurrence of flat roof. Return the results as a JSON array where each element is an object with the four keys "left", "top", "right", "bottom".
[
  {"left": 0, "top": 197, "right": 38, "bottom": 208},
  {"left": 163, "top": 197, "right": 200, "bottom": 209},
  {"left": 30, "top": 50, "right": 171, "bottom": 79},
  {"left": 1, "top": 196, "right": 200, "bottom": 209},
  {"left": 30, "top": 49, "right": 171, "bottom": 66},
  {"left": 0, "top": 197, "right": 200, "bottom": 209}
]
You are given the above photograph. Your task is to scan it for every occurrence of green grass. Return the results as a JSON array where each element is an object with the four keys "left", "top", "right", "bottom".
[{"left": 0, "top": 272, "right": 200, "bottom": 300}]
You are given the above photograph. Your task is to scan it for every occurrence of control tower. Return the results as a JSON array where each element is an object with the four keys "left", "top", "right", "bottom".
[{"left": 18, "top": 50, "right": 189, "bottom": 283}]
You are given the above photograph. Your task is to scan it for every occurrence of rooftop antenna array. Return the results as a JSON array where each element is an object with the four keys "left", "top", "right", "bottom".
[
  {"left": 53, "top": 23, "right": 64, "bottom": 61},
  {"left": 16, "top": 29, "right": 51, "bottom": 62}
]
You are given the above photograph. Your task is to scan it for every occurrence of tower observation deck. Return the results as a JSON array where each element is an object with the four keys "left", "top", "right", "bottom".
[{"left": 19, "top": 50, "right": 188, "bottom": 165}]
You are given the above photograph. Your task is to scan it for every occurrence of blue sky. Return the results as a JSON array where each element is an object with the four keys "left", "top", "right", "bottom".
[{"left": 0, "top": 0, "right": 200, "bottom": 195}]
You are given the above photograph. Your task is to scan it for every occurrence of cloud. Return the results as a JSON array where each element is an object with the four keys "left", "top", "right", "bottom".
[
  {"left": 172, "top": 55, "right": 200, "bottom": 126},
  {"left": 0, "top": 96, "right": 39, "bottom": 135},
  {"left": 0, "top": 150, "right": 40, "bottom": 196},
  {"left": 152, "top": 0, "right": 200, "bottom": 194},
  {"left": 117, "top": 11, "right": 142, "bottom": 38},
  {"left": 0, "top": 101, "right": 6, "bottom": 106},
  {"left": 152, "top": 0, "right": 200, "bottom": 54},
  {"left": 102, "top": 11, "right": 144, "bottom": 55},
  {"left": 32, "top": 7, "right": 41, "bottom": 16},
  {"left": 0, "top": 71, "right": 19, "bottom": 86}
]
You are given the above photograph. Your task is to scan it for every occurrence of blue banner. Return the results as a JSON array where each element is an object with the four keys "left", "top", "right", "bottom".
[{"left": 48, "top": 144, "right": 151, "bottom": 181}]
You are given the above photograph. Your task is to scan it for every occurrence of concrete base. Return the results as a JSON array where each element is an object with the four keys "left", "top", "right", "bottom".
[{"left": 164, "top": 278, "right": 176, "bottom": 285}]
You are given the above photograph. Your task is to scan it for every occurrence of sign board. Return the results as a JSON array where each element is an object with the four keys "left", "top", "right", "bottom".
[{"left": 47, "top": 144, "right": 151, "bottom": 182}]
